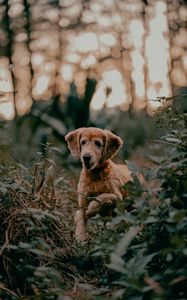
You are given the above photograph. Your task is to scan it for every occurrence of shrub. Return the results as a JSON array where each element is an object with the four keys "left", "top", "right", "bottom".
[
  {"left": 0, "top": 151, "right": 76, "bottom": 299},
  {"left": 92, "top": 106, "right": 187, "bottom": 299},
  {"left": 1, "top": 104, "right": 186, "bottom": 300}
]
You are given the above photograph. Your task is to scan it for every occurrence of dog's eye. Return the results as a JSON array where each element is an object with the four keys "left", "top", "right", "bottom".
[
  {"left": 95, "top": 140, "right": 102, "bottom": 148},
  {"left": 81, "top": 140, "right": 86, "bottom": 146}
]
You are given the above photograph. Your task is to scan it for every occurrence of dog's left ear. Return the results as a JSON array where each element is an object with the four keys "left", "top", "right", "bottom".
[
  {"left": 65, "top": 128, "right": 82, "bottom": 159},
  {"left": 103, "top": 130, "right": 123, "bottom": 161}
]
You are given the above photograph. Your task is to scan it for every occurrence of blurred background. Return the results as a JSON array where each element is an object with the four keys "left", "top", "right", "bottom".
[{"left": 0, "top": 0, "right": 186, "bottom": 162}]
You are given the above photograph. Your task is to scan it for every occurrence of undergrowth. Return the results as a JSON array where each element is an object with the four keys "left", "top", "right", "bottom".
[
  {"left": 0, "top": 150, "right": 102, "bottom": 300},
  {"left": 0, "top": 106, "right": 187, "bottom": 299},
  {"left": 92, "top": 106, "right": 187, "bottom": 299}
]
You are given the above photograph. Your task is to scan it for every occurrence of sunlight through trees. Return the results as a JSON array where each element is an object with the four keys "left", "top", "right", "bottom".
[{"left": 0, "top": 0, "right": 186, "bottom": 120}]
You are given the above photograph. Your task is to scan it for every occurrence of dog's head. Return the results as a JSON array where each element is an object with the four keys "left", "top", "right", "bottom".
[{"left": 65, "top": 127, "right": 123, "bottom": 170}]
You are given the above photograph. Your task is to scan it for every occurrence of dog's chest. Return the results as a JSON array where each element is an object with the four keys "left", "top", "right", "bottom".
[{"left": 78, "top": 168, "right": 120, "bottom": 196}]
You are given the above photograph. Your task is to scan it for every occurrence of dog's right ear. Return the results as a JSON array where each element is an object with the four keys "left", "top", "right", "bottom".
[{"left": 65, "top": 129, "right": 82, "bottom": 159}]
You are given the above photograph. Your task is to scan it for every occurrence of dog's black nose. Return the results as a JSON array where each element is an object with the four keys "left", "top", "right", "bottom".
[{"left": 83, "top": 154, "right": 91, "bottom": 163}]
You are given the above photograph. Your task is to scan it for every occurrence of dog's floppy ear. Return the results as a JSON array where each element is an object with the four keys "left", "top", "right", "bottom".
[
  {"left": 103, "top": 130, "right": 123, "bottom": 161},
  {"left": 65, "top": 128, "right": 82, "bottom": 159}
]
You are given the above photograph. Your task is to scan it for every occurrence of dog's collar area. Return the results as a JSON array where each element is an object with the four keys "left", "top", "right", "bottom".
[
  {"left": 93, "top": 160, "right": 110, "bottom": 172},
  {"left": 83, "top": 160, "right": 110, "bottom": 174}
]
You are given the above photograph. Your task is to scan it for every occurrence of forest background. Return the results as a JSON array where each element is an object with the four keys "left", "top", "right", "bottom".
[{"left": 0, "top": 0, "right": 187, "bottom": 299}]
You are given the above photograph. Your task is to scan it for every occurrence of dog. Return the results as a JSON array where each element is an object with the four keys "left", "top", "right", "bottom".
[{"left": 65, "top": 127, "right": 134, "bottom": 241}]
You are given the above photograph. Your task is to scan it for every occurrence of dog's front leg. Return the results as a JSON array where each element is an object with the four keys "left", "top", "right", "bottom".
[
  {"left": 74, "top": 209, "right": 88, "bottom": 241},
  {"left": 86, "top": 193, "right": 119, "bottom": 218},
  {"left": 74, "top": 195, "right": 88, "bottom": 241}
]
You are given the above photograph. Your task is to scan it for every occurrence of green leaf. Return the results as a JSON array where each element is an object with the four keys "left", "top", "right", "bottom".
[
  {"left": 144, "top": 216, "right": 157, "bottom": 224},
  {"left": 16, "top": 163, "right": 28, "bottom": 172},
  {"left": 112, "top": 288, "right": 126, "bottom": 299},
  {"left": 165, "top": 137, "right": 181, "bottom": 144},
  {"left": 18, "top": 242, "right": 31, "bottom": 249},
  {"left": 7, "top": 244, "right": 18, "bottom": 250},
  {"left": 148, "top": 155, "right": 164, "bottom": 164},
  {"left": 133, "top": 253, "right": 156, "bottom": 274},
  {"left": 109, "top": 253, "right": 126, "bottom": 273},
  {"left": 168, "top": 210, "right": 186, "bottom": 222},
  {"left": 115, "top": 226, "right": 139, "bottom": 257},
  {"left": 0, "top": 186, "right": 7, "bottom": 194},
  {"left": 29, "top": 248, "right": 46, "bottom": 256}
]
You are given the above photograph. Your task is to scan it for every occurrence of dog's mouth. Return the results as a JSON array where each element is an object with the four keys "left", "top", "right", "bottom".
[
  {"left": 82, "top": 158, "right": 96, "bottom": 170},
  {"left": 82, "top": 154, "right": 98, "bottom": 170},
  {"left": 84, "top": 161, "right": 94, "bottom": 170}
]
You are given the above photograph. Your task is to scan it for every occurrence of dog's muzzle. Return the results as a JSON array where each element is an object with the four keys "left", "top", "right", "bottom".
[{"left": 82, "top": 154, "right": 92, "bottom": 169}]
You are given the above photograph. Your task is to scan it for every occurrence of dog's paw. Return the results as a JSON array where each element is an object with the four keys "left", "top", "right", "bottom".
[{"left": 86, "top": 199, "right": 113, "bottom": 218}]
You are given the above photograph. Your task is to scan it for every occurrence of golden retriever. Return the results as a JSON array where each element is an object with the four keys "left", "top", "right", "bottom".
[{"left": 65, "top": 127, "right": 133, "bottom": 241}]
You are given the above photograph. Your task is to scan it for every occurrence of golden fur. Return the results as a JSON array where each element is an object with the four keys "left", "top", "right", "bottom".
[{"left": 65, "top": 127, "right": 133, "bottom": 241}]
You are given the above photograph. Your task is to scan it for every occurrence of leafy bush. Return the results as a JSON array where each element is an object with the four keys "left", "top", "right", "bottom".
[
  {"left": 1, "top": 105, "right": 186, "bottom": 300},
  {"left": 92, "top": 106, "right": 187, "bottom": 299},
  {"left": 0, "top": 145, "right": 108, "bottom": 300},
  {"left": 0, "top": 150, "right": 76, "bottom": 300}
]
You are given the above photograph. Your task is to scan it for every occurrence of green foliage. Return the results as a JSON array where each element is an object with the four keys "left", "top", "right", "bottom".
[
  {"left": 156, "top": 108, "right": 187, "bottom": 208},
  {"left": 0, "top": 151, "right": 75, "bottom": 300},
  {"left": 0, "top": 106, "right": 187, "bottom": 300},
  {"left": 91, "top": 107, "right": 187, "bottom": 299}
]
